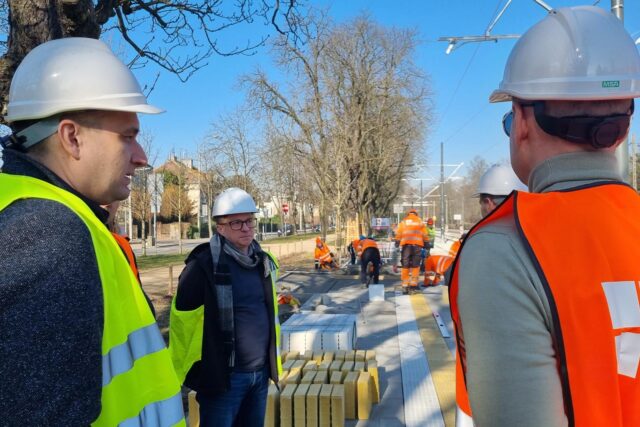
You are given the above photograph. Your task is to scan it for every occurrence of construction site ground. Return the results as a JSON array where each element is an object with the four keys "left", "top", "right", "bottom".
[{"left": 137, "top": 235, "right": 459, "bottom": 427}]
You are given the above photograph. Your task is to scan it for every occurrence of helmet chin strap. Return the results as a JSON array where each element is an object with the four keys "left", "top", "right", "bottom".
[{"left": 0, "top": 116, "right": 59, "bottom": 151}]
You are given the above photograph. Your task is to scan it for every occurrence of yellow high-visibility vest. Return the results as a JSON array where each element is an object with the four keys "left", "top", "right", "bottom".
[
  {"left": 169, "top": 251, "right": 282, "bottom": 384},
  {"left": 0, "top": 173, "right": 185, "bottom": 426}
]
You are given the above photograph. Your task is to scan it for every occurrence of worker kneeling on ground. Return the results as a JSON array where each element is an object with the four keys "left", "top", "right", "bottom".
[
  {"left": 452, "top": 6, "right": 640, "bottom": 426},
  {"left": 355, "top": 235, "right": 382, "bottom": 287},
  {"left": 394, "top": 208, "right": 430, "bottom": 294},
  {"left": 314, "top": 236, "right": 339, "bottom": 270},
  {"left": 424, "top": 232, "right": 466, "bottom": 287}
]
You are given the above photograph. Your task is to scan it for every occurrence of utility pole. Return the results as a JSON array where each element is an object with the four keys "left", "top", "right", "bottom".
[
  {"left": 440, "top": 142, "right": 445, "bottom": 239},
  {"left": 420, "top": 180, "right": 424, "bottom": 219}
]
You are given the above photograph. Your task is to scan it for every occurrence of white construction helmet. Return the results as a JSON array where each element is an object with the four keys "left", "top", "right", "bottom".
[
  {"left": 212, "top": 188, "right": 259, "bottom": 217},
  {"left": 473, "top": 164, "right": 527, "bottom": 197},
  {"left": 490, "top": 6, "right": 640, "bottom": 103},
  {"left": 6, "top": 37, "right": 162, "bottom": 122}
]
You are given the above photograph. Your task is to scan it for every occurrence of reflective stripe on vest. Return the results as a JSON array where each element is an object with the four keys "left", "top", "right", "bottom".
[
  {"left": 169, "top": 251, "right": 282, "bottom": 385},
  {"left": 0, "top": 174, "right": 185, "bottom": 427},
  {"left": 398, "top": 216, "right": 428, "bottom": 247},
  {"left": 451, "top": 184, "right": 640, "bottom": 427}
]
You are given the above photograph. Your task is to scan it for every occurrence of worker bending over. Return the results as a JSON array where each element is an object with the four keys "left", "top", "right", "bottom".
[
  {"left": 314, "top": 237, "right": 338, "bottom": 270},
  {"left": 355, "top": 236, "right": 381, "bottom": 287}
]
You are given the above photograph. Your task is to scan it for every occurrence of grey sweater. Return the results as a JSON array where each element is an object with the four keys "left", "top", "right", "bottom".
[
  {"left": 0, "top": 149, "right": 103, "bottom": 425},
  {"left": 456, "top": 151, "right": 621, "bottom": 427}
]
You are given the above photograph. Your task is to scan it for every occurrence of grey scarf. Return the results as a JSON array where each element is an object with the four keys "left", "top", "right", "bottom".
[{"left": 208, "top": 234, "right": 273, "bottom": 368}]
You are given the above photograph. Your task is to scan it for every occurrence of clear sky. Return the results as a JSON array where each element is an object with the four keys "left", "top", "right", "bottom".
[
  {"left": 130, "top": 0, "right": 640, "bottom": 183},
  {"left": 5, "top": 1, "right": 640, "bottom": 182}
]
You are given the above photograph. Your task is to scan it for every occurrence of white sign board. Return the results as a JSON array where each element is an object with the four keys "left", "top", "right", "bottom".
[
  {"left": 393, "top": 204, "right": 404, "bottom": 214},
  {"left": 453, "top": 214, "right": 462, "bottom": 221}
]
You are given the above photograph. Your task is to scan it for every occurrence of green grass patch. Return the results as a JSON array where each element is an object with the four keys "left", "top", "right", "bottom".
[
  {"left": 262, "top": 233, "right": 319, "bottom": 244},
  {"left": 137, "top": 253, "right": 190, "bottom": 271}
]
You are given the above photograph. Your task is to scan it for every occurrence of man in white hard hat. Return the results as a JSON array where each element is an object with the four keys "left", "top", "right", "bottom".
[
  {"left": 451, "top": 7, "right": 640, "bottom": 427},
  {"left": 474, "top": 163, "right": 527, "bottom": 217},
  {"left": 170, "top": 187, "right": 281, "bottom": 427},
  {"left": 0, "top": 39, "right": 184, "bottom": 425}
]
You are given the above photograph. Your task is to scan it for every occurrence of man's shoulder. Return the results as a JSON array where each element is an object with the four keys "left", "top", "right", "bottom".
[{"left": 185, "top": 242, "right": 212, "bottom": 266}]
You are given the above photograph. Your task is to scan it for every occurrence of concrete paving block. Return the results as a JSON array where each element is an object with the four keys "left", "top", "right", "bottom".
[
  {"left": 303, "top": 349, "right": 314, "bottom": 360},
  {"left": 353, "top": 362, "right": 365, "bottom": 373},
  {"left": 294, "top": 383, "right": 310, "bottom": 427},
  {"left": 265, "top": 384, "right": 280, "bottom": 427},
  {"left": 319, "top": 384, "right": 333, "bottom": 427},
  {"left": 357, "top": 372, "right": 372, "bottom": 420},
  {"left": 340, "top": 361, "right": 354, "bottom": 375},
  {"left": 365, "top": 350, "right": 376, "bottom": 362},
  {"left": 286, "top": 351, "right": 300, "bottom": 361},
  {"left": 292, "top": 359, "right": 307, "bottom": 370},
  {"left": 322, "top": 351, "right": 334, "bottom": 362},
  {"left": 313, "top": 351, "right": 324, "bottom": 363},
  {"left": 301, "top": 370, "right": 317, "bottom": 384},
  {"left": 281, "top": 384, "right": 298, "bottom": 427},
  {"left": 283, "top": 360, "right": 296, "bottom": 370},
  {"left": 367, "top": 360, "right": 380, "bottom": 403},
  {"left": 331, "top": 384, "right": 345, "bottom": 427},
  {"left": 329, "top": 361, "right": 344, "bottom": 378},
  {"left": 343, "top": 371, "right": 359, "bottom": 420},
  {"left": 345, "top": 350, "right": 356, "bottom": 362},
  {"left": 318, "top": 360, "right": 332, "bottom": 371},
  {"left": 286, "top": 370, "right": 302, "bottom": 385},
  {"left": 335, "top": 350, "right": 347, "bottom": 361},
  {"left": 188, "top": 390, "right": 199, "bottom": 427},
  {"left": 306, "top": 384, "right": 322, "bottom": 427},
  {"left": 330, "top": 371, "right": 345, "bottom": 385},
  {"left": 355, "top": 350, "right": 366, "bottom": 362},
  {"left": 303, "top": 360, "right": 318, "bottom": 373},
  {"left": 313, "top": 370, "right": 329, "bottom": 384}
]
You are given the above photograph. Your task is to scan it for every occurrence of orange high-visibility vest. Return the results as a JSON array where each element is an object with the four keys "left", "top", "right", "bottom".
[
  {"left": 425, "top": 255, "right": 453, "bottom": 276},
  {"left": 449, "top": 240, "right": 462, "bottom": 258},
  {"left": 396, "top": 214, "right": 429, "bottom": 247},
  {"left": 315, "top": 244, "right": 332, "bottom": 263},
  {"left": 358, "top": 238, "right": 379, "bottom": 255},
  {"left": 450, "top": 183, "right": 640, "bottom": 427},
  {"left": 111, "top": 233, "right": 140, "bottom": 282}
]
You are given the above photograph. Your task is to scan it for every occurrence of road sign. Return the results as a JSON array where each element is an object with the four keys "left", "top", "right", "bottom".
[{"left": 393, "top": 204, "right": 404, "bottom": 214}]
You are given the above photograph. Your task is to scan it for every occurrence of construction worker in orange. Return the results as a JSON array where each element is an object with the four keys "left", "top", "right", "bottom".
[
  {"left": 314, "top": 236, "right": 338, "bottom": 270},
  {"left": 355, "top": 235, "right": 382, "bottom": 287},
  {"left": 394, "top": 208, "right": 430, "bottom": 294},
  {"left": 424, "top": 233, "right": 466, "bottom": 287},
  {"left": 423, "top": 255, "right": 453, "bottom": 287}
]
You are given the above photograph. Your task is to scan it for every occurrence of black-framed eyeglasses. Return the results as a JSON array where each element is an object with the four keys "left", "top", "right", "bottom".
[{"left": 220, "top": 218, "right": 258, "bottom": 230}]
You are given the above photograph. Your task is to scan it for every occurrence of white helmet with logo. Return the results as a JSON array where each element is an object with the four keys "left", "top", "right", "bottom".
[
  {"left": 473, "top": 164, "right": 527, "bottom": 197},
  {"left": 212, "top": 188, "right": 259, "bottom": 217},
  {"left": 490, "top": 6, "right": 640, "bottom": 103}
]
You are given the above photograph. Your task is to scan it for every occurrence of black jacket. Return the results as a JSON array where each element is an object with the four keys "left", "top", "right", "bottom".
[{"left": 174, "top": 241, "right": 279, "bottom": 395}]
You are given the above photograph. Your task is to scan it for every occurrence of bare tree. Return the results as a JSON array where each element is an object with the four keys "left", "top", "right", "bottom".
[
  {"left": 245, "top": 13, "right": 431, "bottom": 244},
  {"left": 129, "top": 130, "right": 157, "bottom": 255},
  {"left": 0, "top": 0, "right": 305, "bottom": 118},
  {"left": 206, "top": 108, "right": 262, "bottom": 192}
]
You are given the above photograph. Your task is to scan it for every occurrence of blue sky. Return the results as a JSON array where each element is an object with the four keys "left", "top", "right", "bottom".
[
  {"left": 8, "top": 1, "right": 637, "bottom": 180},
  {"left": 130, "top": 1, "right": 640, "bottom": 181}
]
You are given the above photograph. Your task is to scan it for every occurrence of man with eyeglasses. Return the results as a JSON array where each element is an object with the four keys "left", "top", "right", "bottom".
[
  {"left": 170, "top": 187, "right": 281, "bottom": 427},
  {"left": 450, "top": 7, "right": 640, "bottom": 427}
]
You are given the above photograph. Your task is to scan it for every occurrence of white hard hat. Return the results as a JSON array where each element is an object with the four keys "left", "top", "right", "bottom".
[
  {"left": 5, "top": 37, "right": 163, "bottom": 122},
  {"left": 212, "top": 188, "right": 259, "bottom": 217},
  {"left": 473, "top": 164, "right": 527, "bottom": 197},
  {"left": 490, "top": 6, "right": 640, "bottom": 103}
]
